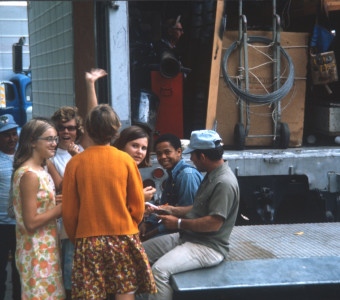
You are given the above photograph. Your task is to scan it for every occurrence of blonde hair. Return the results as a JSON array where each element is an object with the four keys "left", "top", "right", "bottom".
[
  {"left": 8, "top": 118, "right": 56, "bottom": 218},
  {"left": 13, "top": 118, "right": 56, "bottom": 172}
]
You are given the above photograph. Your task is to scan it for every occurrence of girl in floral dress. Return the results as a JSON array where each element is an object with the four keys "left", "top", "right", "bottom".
[{"left": 11, "top": 118, "right": 65, "bottom": 299}]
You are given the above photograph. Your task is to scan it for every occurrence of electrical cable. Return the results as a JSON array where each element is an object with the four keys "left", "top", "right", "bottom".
[{"left": 222, "top": 36, "right": 295, "bottom": 104}]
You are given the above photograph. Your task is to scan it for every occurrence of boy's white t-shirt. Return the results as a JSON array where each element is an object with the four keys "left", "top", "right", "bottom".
[
  {"left": 51, "top": 145, "right": 84, "bottom": 177},
  {"left": 51, "top": 145, "right": 84, "bottom": 239}
]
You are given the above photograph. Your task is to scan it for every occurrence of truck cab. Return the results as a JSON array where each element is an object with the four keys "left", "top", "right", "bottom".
[{"left": 0, "top": 73, "right": 32, "bottom": 127}]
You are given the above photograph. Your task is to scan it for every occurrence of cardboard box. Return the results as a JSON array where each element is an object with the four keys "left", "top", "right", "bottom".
[
  {"left": 211, "top": 31, "right": 309, "bottom": 147},
  {"left": 310, "top": 104, "right": 340, "bottom": 135}
]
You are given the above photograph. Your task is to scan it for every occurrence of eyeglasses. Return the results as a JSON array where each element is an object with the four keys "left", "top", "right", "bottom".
[
  {"left": 57, "top": 125, "right": 77, "bottom": 132},
  {"left": 36, "top": 136, "right": 59, "bottom": 144}
]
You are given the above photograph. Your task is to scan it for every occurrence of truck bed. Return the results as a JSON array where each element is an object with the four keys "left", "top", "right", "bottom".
[
  {"left": 222, "top": 146, "right": 340, "bottom": 192},
  {"left": 171, "top": 222, "right": 340, "bottom": 299},
  {"left": 141, "top": 147, "right": 340, "bottom": 200}
]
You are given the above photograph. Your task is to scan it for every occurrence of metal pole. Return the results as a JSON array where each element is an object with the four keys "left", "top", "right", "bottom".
[
  {"left": 272, "top": 0, "right": 282, "bottom": 138},
  {"left": 238, "top": 0, "right": 244, "bottom": 126}
]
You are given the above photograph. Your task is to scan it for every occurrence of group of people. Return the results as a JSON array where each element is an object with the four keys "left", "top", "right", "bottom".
[{"left": 0, "top": 68, "right": 240, "bottom": 300}]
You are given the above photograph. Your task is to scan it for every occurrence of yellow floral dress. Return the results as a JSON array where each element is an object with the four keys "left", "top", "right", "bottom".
[{"left": 13, "top": 166, "right": 65, "bottom": 299}]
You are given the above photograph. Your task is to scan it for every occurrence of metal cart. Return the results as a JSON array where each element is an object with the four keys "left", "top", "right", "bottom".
[{"left": 222, "top": 0, "right": 294, "bottom": 150}]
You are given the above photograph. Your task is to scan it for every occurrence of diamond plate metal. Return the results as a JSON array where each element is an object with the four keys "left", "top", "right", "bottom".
[{"left": 228, "top": 222, "right": 340, "bottom": 261}]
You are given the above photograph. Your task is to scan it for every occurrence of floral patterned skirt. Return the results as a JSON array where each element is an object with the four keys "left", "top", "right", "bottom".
[{"left": 72, "top": 234, "right": 157, "bottom": 299}]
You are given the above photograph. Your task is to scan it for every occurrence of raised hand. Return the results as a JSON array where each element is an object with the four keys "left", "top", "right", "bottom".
[
  {"left": 67, "top": 142, "right": 80, "bottom": 156},
  {"left": 143, "top": 186, "right": 157, "bottom": 202},
  {"left": 85, "top": 68, "right": 107, "bottom": 84}
]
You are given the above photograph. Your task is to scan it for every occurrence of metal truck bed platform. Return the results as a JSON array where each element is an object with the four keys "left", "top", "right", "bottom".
[
  {"left": 171, "top": 223, "right": 340, "bottom": 299},
  {"left": 222, "top": 147, "right": 340, "bottom": 192}
]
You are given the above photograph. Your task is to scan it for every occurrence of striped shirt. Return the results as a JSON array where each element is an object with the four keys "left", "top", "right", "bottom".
[{"left": 0, "top": 150, "right": 15, "bottom": 224}]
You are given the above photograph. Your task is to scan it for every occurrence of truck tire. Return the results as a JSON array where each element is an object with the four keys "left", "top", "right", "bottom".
[
  {"left": 273, "top": 122, "right": 290, "bottom": 149},
  {"left": 234, "top": 123, "right": 246, "bottom": 150},
  {"left": 279, "top": 122, "right": 290, "bottom": 149}
]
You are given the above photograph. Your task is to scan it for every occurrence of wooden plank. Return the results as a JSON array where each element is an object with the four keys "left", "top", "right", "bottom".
[
  {"left": 216, "top": 31, "right": 309, "bottom": 148},
  {"left": 205, "top": 0, "right": 225, "bottom": 130},
  {"left": 73, "top": 2, "right": 96, "bottom": 121},
  {"left": 323, "top": 0, "right": 340, "bottom": 15}
]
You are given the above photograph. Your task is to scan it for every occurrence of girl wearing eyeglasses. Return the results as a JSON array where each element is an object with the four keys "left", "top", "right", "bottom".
[{"left": 11, "top": 118, "right": 65, "bottom": 299}]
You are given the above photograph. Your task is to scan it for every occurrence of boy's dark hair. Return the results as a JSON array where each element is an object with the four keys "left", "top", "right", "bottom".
[
  {"left": 154, "top": 133, "right": 181, "bottom": 151},
  {"left": 193, "top": 146, "right": 224, "bottom": 161}
]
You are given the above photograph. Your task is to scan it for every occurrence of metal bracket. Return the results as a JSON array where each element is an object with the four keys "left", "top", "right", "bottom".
[
  {"left": 108, "top": 1, "right": 119, "bottom": 10},
  {"left": 263, "top": 157, "right": 283, "bottom": 164},
  {"left": 328, "top": 171, "right": 340, "bottom": 193}
]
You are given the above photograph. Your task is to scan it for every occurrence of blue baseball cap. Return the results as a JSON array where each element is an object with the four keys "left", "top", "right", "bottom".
[
  {"left": 0, "top": 114, "right": 19, "bottom": 133},
  {"left": 183, "top": 130, "right": 222, "bottom": 154}
]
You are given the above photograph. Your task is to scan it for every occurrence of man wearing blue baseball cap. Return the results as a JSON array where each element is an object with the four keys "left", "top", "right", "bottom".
[
  {"left": 0, "top": 114, "right": 21, "bottom": 299},
  {"left": 143, "top": 130, "right": 240, "bottom": 300}
]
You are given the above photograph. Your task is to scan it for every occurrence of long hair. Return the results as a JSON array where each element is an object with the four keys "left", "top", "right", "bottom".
[
  {"left": 85, "top": 104, "right": 121, "bottom": 145},
  {"left": 114, "top": 125, "right": 152, "bottom": 168},
  {"left": 7, "top": 118, "right": 56, "bottom": 218},
  {"left": 51, "top": 106, "right": 84, "bottom": 141},
  {"left": 13, "top": 118, "right": 56, "bottom": 173}
]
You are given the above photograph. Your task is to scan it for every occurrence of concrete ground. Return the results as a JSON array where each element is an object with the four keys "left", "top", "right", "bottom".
[{"left": 4, "top": 262, "right": 13, "bottom": 300}]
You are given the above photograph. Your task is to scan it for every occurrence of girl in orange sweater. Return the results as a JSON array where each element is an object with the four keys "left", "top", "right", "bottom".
[{"left": 62, "top": 104, "right": 156, "bottom": 299}]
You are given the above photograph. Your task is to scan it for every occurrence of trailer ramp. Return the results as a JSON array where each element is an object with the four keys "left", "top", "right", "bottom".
[{"left": 171, "top": 222, "right": 340, "bottom": 300}]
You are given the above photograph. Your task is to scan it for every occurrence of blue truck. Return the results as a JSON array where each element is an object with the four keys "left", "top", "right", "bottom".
[
  {"left": 0, "top": 3, "right": 31, "bottom": 128},
  {"left": 0, "top": 72, "right": 32, "bottom": 127},
  {"left": 0, "top": 36, "right": 32, "bottom": 128}
]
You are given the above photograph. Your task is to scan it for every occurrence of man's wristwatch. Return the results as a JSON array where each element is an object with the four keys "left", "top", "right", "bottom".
[{"left": 177, "top": 218, "right": 182, "bottom": 229}]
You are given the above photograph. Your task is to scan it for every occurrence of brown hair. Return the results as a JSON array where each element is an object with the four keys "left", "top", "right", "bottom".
[
  {"left": 85, "top": 104, "right": 121, "bottom": 145},
  {"left": 114, "top": 125, "right": 152, "bottom": 168},
  {"left": 51, "top": 106, "right": 84, "bottom": 141}
]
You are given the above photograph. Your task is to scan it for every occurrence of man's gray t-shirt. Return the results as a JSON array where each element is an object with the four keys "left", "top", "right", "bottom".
[{"left": 181, "top": 161, "right": 240, "bottom": 258}]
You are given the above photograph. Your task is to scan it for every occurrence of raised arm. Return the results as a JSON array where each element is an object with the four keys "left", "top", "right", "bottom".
[
  {"left": 85, "top": 68, "right": 107, "bottom": 113},
  {"left": 80, "top": 68, "right": 108, "bottom": 149}
]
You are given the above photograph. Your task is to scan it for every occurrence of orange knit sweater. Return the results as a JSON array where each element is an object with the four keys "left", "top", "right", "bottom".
[{"left": 62, "top": 145, "right": 144, "bottom": 244}]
